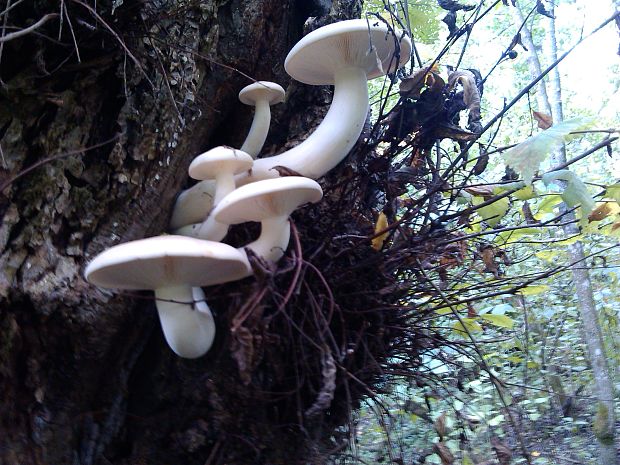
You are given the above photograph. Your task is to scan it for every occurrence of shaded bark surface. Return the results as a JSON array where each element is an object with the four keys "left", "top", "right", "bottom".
[{"left": 0, "top": 1, "right": 363, "bottom": 463}]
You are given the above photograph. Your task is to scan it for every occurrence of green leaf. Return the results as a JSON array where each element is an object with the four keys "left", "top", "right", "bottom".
[
  {"left": 535, "top": 194, "right": 563, "bottom": 217},
  {"left": 495, "top": 227, "right": 540, "bottom": 244},
  {"left": 502, "top": 117, "right": 593, "bottom": 185},
  {"left": 605, "top": 184, "right": 620, "bottom": 203},
  {"left": 480, "top": 314, "right": 515, "bottom": 329},
  {"left": 542, "top": 170, "right": 595, "bottom": 215},
  {"left": 473, "top": 195, "right": 510, "bottom": 227}
]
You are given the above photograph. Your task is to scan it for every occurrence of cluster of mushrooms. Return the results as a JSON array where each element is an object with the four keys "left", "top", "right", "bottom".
[{"left": 85, "top": 20, "right": 412, "bottom": 358}]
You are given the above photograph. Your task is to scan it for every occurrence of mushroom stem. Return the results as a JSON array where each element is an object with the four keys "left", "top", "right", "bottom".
[
  {"left": 213, "top": 171, "right": 236, "bottom": 206},
  {"left": 154, "top": 285, "right": 216, "bottom": 359},
  {"left": 240, "top": 98, "right": 271, "bottom": 158},
  {"left": 246, "top": 216, "right": 290, "bottom": 263},
  {"left": 169, "top": 180, "right": 216, "bottom": 230},
  {"left": 237, "top": 66, "right": 369, "bottom": 184},
  {"left": 172, "top": 215, "right": 228, "bottom": 241}
]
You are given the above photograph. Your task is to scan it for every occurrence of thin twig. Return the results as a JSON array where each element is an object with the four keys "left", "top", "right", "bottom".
[{"left": 0, "top": 13, "right": 58, "bottom": 43}]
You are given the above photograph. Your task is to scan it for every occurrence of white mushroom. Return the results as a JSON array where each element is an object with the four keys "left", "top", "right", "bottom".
[
  {"left": 236, "top": 19, "right": 411, "bottom": 184},
  {"left": 85, "top": 235, "right": 250, "bottom": 358},
  {"left": 212, "top": 176, "right": 323, "bottom": 274},
  {"left": 173, "top": 147, "right": 253, "bottom": 240},
  {"left": 171, "top": 21, "right": 410, "bottom": 230},
  {"left": 169, "top": 180, "right": 216, "bottom": 231},
  {"left": 238, "top": 81, "right": 285, "bottom": 158}
]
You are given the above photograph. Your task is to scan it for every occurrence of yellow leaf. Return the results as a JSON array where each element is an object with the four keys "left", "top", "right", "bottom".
[
  {"left": 535, "top": 194, "right": 563, "bottom": 219},
  {"left": 453, "top": 318, "right": 483, "bottom": 334},
  {"left": 513, "top": 185, "right": 536, "bottom": 201},
  {"left": 517, "top": 285, "right": 549, "bottom": 296},
  {"left": 480, "top": 314, "right": 515, "bottom": 329},
  {"left": 535, "top": 250, "right": 557, "bottom": 261},
  {"left": 371, "top": 212, "right": 389, "bottom": 251},
  {"left": 496, "top": 227, "right": 540, "bottom": 244},
  {"left": 555, "top": 234, "right": 582, "bottom": 245},
  {"left": 531, "top": 451, "right": 541, "bottom": 457},
  {"left": 605, "top": 184, "right": 620, "bottom": 203}
]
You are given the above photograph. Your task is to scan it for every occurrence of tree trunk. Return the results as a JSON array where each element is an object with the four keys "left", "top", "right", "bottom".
[
  {"left": 0, "top": 1, "right": 367, "bottom": 463},
  {"left": 519, "top": 4, "right": 619, "bottom": 464}
]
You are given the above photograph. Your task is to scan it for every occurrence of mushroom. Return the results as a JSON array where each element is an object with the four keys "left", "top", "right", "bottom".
[
  {"left": 85, "top": 235, "right": 251, "bottom": 358},
  {"left": 235, "top": 19, "right": 411, "bottom": 184},
  {"left": 173, "top": 146, "right": 253, "bottom": 240},
  {"left": 212, "top": 176, "right": 323, "bottom": 272},
  {"left": 238, "top": 81, "right": 285, "bottom": 158},
  {"left": 169, "top": 180, "right": 216, "bottom": 231}
]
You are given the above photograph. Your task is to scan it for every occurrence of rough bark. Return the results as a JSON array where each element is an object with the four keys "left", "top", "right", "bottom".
[{"left": 0, "top": 1, "right": 365, "bottom": 463}]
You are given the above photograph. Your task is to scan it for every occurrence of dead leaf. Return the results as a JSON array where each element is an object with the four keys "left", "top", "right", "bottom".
[
  {"left": 467, "top": 303, "right": 477, "bottom": 318},
  {"left": 433, "top": 442, "right": 455, "bottom": 465},
  {"left": 465, "top": 185, "right": 495, "bottom": 198},
  {"left": 433, "top": 123, "right": 479, "bottom": 141},
  {"left": 448, "top": 70, "right": 481, "bottom": 132},
  {"left": 536, "top": 0, "right": 555, "bottom": 18},
  {"left": 438, "top": 0, "right": 475, "bottom": 12},
  {"left": 434, "top": 412, "right": 448, "bottom": 439},
  {"left": 490, "top": 437, "right": 512, "bottom": 465},
  {"left": 480, "top": 245, "right": 500, "bottom": 278},
  {"left": 588, "top": 202, "right": 612, "bottom": 222},
  {"left": 400, "top": 68, "right": 444, "bottom": 98},
  {"left": 522, "top": 201, "right": 540, "bottom": 225},
  {"left": 270, "top": 165, "right": 303, "bottom": 177},
  {"left": 472, "top": 147, "right": 489, "bottom": 175},
  {"left": 533, "top": 111, "right": 553, "bottom": 129}
]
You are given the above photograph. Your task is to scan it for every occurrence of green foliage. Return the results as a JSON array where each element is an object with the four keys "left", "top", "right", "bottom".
[
  {"left": 502, "top": 117, "right": 594, "bottom": 185},
  {"left": 542, "top": 169, "right": 595, "bottom": 216}
]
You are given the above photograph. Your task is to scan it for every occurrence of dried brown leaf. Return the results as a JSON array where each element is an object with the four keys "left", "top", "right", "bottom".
[
  {"left": 433, "top": 442, "right": 455, "bottom": 465},
  {"left": 270, "top": 165, "right": 304, "bottom": 177},
  {"left": 448, "top": 70, "right": 481, "bottom": 129},
  {"left": 434, "top": 412, "right": 447, "bottom": 439},
  {"left": 533, "top": 111, "right": 553, "bottom": 129},
  {"left": 588, "top": 202, "right": 612, "bottom": 222},
  {"left": 465, "top": 185, "right": 495, "bottom": 197}
]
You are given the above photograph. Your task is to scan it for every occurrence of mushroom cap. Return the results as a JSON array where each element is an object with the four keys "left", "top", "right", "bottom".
[
  {"left": 239, "top": 81, "right": 285, "bottom": 105},
  {"left": 189, "top": 146, "right": 253, "bottom": 181},
  {"left": 85, "top": 235, "right": 250, "bottom": 290},
  {"left": 213, "top": 176, "right": 323, "bottom": 224},
  {"left": 284, "top": 19, "right": 412, "bottom": 85}
]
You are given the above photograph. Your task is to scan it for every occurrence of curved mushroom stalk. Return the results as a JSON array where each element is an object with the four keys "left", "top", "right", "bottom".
[
  {"left": 155, "top": 286, "right": 216, "bottom": 359},
  {"left": 240, "top": 67, "right": 368, "bottom": 183},
  {"left": 235, "top": 20, "right": 411, "bottom": 186},
  {"left": 173, "top": 215, "right": 229, "bottom": 241},
  {"left": 240, "top": 98, "right": 271, "bottom": 156},
  {"left": 245, "top": 216, "right": 291, "bottom": 264}
]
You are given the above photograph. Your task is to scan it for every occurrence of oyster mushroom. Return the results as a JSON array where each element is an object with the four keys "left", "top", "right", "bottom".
[
  {"left": 212, "top": 176, "right": 323, "bottom": 275},
  {"left": 239, "top": 81, "right": 285, "bottom": 158},
  {"left": 237, "top": 19, "right": 411, "bottom": 184},
  {"left": 85, "top": 236, "right": 250, "bottom": 358}
]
